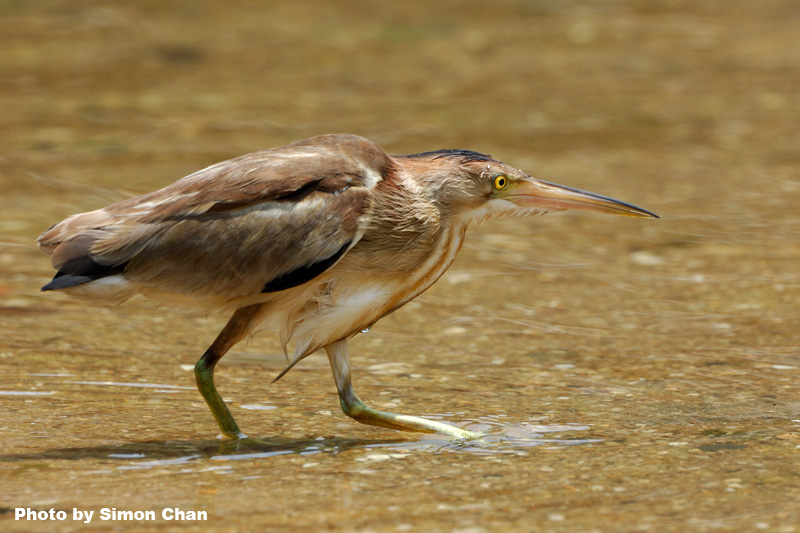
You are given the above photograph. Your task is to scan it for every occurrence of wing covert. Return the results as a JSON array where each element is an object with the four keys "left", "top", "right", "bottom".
[{"left": 38, "top": 134, "right": 391, "bottom": 300}]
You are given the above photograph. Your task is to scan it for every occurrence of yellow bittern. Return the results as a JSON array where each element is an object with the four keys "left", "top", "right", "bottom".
[{"left": 39, "top": 134, "right": 657, "bottom": 440}]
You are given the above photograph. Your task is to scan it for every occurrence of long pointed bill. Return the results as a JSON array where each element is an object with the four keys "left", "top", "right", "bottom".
[{"left": 507, "top": 178, "right": 659, "bottom": 218}]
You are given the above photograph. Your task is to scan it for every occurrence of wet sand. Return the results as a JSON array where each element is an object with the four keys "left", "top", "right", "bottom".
[{"left": 1, "top": 1, "right": 798, "bottom": 531}]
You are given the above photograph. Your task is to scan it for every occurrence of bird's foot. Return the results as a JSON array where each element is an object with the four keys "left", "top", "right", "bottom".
[{"left": 344, "top": 400, "right": 483, "bottom": 440}]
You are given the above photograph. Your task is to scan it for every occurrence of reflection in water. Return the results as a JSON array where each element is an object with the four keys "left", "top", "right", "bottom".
[
  {"left": 117, "top": 455, "right": 203, "bottom": 470},
  {"left": 239, "top": 404, "right": 278, "bottom": 410},
  {"left": 86, "top": 417, "right": 601, "bottom": 469},
  {"left": 73, "top": 381, "right": 195, "bottom": 390},
  {"left": 380, "top": 417, "right": 601, "bottom": 455},
  {"left": 0, "top": 417, "right": 600, "bottom": 472},
  {"left": 210, "top": 450, "right": 295, "bottom": 461},
  {"left": 0, "top": 391, "right": 54, "bottom": 396}
]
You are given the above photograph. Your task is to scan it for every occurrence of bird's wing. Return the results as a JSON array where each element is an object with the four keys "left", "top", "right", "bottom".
[{"left": 38, "top": 135, "right": 390, "bottom": 299}]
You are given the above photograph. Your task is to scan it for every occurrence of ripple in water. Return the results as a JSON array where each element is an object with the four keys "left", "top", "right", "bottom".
[
  {"left": 373, "top": 415, "right": 602, "bottom": 455},
  {"left": 99, "top": 416, "right": 600, "bottom": 469}
]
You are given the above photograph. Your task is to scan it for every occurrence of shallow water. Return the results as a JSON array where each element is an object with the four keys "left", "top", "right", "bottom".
[{"left": 2, "top": 1, "right": 799, "bottom": 531}]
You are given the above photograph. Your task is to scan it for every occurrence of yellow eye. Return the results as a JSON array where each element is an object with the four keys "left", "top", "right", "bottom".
[{"left": 493, "top": 175, "right": 508, "bottom": 190}]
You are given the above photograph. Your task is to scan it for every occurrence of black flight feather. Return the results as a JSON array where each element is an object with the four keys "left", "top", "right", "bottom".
[{"left": 261, "top": 241, "right": 351, "bottom": 293}]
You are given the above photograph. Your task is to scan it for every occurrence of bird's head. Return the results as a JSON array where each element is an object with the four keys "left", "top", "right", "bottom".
[{"left": 399, "top": 149, "right": 658, "bottom": 224}]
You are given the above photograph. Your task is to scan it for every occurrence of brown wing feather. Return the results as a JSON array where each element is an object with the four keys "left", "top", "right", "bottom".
[{"left": 38, "top": 134, "right": 392, "bottom": 300}]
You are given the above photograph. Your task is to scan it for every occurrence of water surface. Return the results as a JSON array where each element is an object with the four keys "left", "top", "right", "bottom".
[{"left": 1, "top": 1, "right": 799, "bottom": 531}]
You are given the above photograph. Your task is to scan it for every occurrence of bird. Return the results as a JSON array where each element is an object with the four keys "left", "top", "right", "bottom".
[{"left": 38, "top": 133, "right": 657, "bottom": 440}]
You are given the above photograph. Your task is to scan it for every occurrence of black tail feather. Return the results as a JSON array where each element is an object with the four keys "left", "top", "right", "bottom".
[{"left": 41, "top": 260, "right": 128, "bottom": 291}]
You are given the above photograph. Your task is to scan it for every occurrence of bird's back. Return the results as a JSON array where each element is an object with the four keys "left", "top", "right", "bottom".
[{"left": 37, "top": 134, "right": 391, "bottom": 308}]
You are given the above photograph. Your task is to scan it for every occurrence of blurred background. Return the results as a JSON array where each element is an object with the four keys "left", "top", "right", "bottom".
[{"left": 1, "top": 1, "right": 798, "bottom": 531}]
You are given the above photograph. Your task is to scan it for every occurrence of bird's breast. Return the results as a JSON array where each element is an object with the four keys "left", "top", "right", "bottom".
[
  {"left": 322, "top": 222, "right": 468, "bottom": 333},
  {"left": 230, "top": 222, "right": 469, "bottom": 362}
]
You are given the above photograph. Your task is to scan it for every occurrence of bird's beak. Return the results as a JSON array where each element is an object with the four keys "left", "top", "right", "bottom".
[{"left": 506, "top": 178, "right": 659, "bottom": 218}]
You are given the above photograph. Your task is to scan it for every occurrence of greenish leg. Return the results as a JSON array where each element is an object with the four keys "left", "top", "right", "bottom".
[
  {"left": 195, "top": 349, "right": 246, "bottom": 439},
  {"left": 194, "top": 304, "right": 265, "bottom": 440},
  {"left": 325, "top": 340, "right": 482, "bottom": 440}
]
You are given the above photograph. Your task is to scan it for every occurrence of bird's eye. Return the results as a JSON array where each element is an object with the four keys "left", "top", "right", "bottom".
[{"left": 493, "top": 175, "right": 508, "bottom": 190}]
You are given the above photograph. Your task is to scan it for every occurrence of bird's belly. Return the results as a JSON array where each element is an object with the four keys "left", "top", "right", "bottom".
[
  {"left": 287, "top": 276, "right": 402, "bottom": 353},
  {"left": 287, "top": 224, "right": 467, "bottom": 356}
]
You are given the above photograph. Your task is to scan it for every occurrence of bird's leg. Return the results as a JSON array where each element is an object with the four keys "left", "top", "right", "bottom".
[
  {"left": 195, "top": 304, "right": 264, "bottom": 440},
  {"left": 325, "top": 340, "right": 481, "bottom": 439}
]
